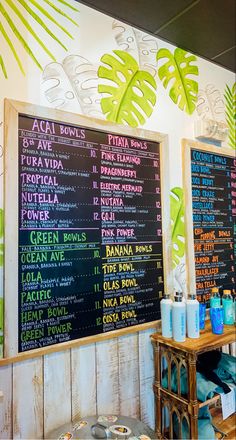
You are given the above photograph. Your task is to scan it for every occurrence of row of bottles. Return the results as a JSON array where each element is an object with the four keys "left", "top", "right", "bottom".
[
  {"left": 160, "top": 292, "right": 199, "bottom": 342},
  {"left": 160, "top": 287, "right": 235, "bottom": 342},
  {"left": 210, "top": 287, "right": 234, "bottom": 325}
]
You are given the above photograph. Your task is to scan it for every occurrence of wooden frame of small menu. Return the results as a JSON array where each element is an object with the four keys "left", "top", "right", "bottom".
[
  {"left": 4, "top": 99, "right": 172, "bottom": 359},
  {"left": 182, "top": 139, "right": 235, "bottom": 301}
]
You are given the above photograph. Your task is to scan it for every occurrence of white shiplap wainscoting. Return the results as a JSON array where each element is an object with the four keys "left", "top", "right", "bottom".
[{"left": 0, "top": 328, "right": 156, "bottom": 439}]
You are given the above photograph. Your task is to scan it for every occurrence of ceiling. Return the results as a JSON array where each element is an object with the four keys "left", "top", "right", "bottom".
[{"left": 78, "top": 0, "right": 236, "bottom": 73}]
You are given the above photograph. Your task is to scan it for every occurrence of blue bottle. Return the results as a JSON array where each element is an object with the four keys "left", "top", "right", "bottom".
[
  {"left": 172, "top": 293, "right": 186, "bottom": 342},
  {"left": 210, "top": 287, "right": 221, "bottom": 308},
  {"left": 160, "top": 293, "right": 173, "bottom": 338},
  {"left": 222, "top": 290, "right": 234, "bottom": 325}
]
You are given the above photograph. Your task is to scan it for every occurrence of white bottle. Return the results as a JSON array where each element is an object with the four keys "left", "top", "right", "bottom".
[
  {"left": 172, "top": 293, "right": 186, "bottom": 342},
  {"left": 160, "top": 293, "right": 173, "bottom": 338},
  {"left": 186, "top": 294, "right": 200, "bottom": 338}
]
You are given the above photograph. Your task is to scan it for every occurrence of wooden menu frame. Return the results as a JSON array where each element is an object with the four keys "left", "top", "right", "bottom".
[
  {"left": 3, "top": 99, "right": 172, "bottom": 360},
  {"left": 182, "top": 138, "right": 235, "bottom": 297}
]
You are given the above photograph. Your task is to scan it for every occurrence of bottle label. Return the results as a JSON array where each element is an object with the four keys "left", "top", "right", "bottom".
[
  {"left": 194, "top": 310, "right": 199, "bottom": 333},
  {"left": 224, "top": 302, "right": 234, "bottom": 324}
]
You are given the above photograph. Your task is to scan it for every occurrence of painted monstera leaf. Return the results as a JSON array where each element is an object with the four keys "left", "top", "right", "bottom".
[
  {"left": 157, "top": 48, "right": 198, "bottom": 115},
  {"left": 196, "top": 84, "right": 224, "bottom": 121},
  {"left": 98, "top": 50, "right": 157, "bottom": 127},
  {"left": 0, "top": 0, "right": 79, "bottom": 78},
  {"left": 42, "top": 55, "right": 103, "bottom": 117},
  {"left": 170, "top": 187, "right": 185, "bottom": 268},
  {"left": 224, "top": 83, "right": 236, "bottom": 149},
  {"left": 112, "top": 20, "right": 158, "bottom": 77}
]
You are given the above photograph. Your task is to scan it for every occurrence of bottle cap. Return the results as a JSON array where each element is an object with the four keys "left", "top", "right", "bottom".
[
  {"left": 188, "top": 294, "right": 196, "bottom": 300},
  {"left": 211, "top": 287, "right": 219, "bottom": 293},
  {"left": 223, "top": 290, "right": 231, "bottom": 294},
  {"left": 174, "top": 294, "right": 182, "bottom": 302}
]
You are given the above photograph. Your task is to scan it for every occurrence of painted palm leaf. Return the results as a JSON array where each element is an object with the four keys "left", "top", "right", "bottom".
[
  {"left": 0, "top": 0, "right": 79, "bottom": 78},
  {"left": 170, "top": 187, "right": 185, "bottom": 268},
  {"left": 98, "top": 50, "right": 157, "bottom": 127},
  {"left": 224, "top": 83, "right": 236, "bottom": 149},
  {"left": 157, "top": 48, "right": 198, "bottom": 115}
]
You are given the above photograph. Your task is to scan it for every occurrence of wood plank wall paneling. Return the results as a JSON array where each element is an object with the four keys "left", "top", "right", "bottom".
[
  {"left": 44, "top": 351, "right": 71, "bottom": 437},
  {"left": 71, "top": 344, "right": 97, "bottom": 420},
  {"left": 0, "top": 364, "right": 12, "bottom": 439},
  {"left": 118, "top": 333, "right": 140, "bottom": 418},
  {"left": 0, "top": 334, "right": 235, "bottom": 438},
  {"left": 13, "top": 358, "right": 43, "bottom": 439},
  {"left": 96, "top": 338, "right": 119, "bottom": 414},
  {"left": 139, "top": 328, "right": 155, "bottom": 429}
]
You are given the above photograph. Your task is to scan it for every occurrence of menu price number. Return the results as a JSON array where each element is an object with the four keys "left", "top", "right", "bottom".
[{"left": 93, "top": 283, "right": 101, "bottom": 293}]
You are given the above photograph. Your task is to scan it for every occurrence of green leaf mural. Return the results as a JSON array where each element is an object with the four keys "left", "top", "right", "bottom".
[
  {"left": 0, "top": 0, "right": 79, "bottom": 78},
  {"left": 98, "top": 50, "right": 157, "bottom": 127},
  {"left": 224, "top": 83, "right": 236, "bottom": 149},
  {"left": 157, "top": 48, "right": 198, "bottom": 115},
  {"left": 170, "top": 187, "right": 185, "bottom": 268}
]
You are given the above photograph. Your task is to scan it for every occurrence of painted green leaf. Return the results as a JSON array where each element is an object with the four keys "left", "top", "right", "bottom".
[
  {"left": 0, "top": 53, "right": 7, "bottom": 78},
  {"left": 0, "top": 0, "right": 79, "bottom": 78},
  {"left": 170, "top": 187, "right": 185, "bottom": 268},
  {"left": 157, "top": 48, "right": 198, "bottom": 115},
  {"left": 224, "top": 83, "right": 236, "bottom": 149},
  {"left": 98, "top": 50, "right": 157, "bottom": 127}
]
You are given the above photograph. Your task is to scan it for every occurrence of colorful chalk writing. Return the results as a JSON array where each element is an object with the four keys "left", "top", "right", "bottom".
[
  {"left": 191, "top": 149, "right": 236, "bottom": 302},
  {"left": 18, "top": 115, "right": 164, "bottom": 351}
]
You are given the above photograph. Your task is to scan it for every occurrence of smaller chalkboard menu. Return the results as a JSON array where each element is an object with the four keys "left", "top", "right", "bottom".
[
  {"left": 183, "top": 140, "right": 236, "bottom": 302},
  {"left": 4, "top": 99, "right": 171, "bottom": 357}
]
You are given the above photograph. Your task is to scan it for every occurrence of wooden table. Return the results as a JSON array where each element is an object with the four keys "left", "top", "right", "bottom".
[
  {"left": 47, "top": 415, "right": 157, "bottom": 439},
  {"left": 151, "top": 322, "right": 235, "bottom": 439}
]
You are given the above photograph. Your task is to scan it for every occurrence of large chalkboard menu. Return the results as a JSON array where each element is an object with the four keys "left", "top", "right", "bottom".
[
  {"left": 4, "top": 101, "right": 169, "bottom": 354},
  {"left": 183, "top": 140, "right": 235, "bottom": 302}
]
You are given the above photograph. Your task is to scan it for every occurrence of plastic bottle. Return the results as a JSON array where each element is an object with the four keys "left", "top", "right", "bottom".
[
  {"left": 160, "top": 293, "right": 173, "bottom": 338},
  {"left": 210, "top": 287, "right": 221, "bottom": 308},
  {"left": 186, "top": 294, "right": 199, "bottom": 338},
  {"left": 172, "top": 293, "right": 186, "bottom": 342},
  {"left": 222, "top": 290, "right": 234, "bottom": 325}
]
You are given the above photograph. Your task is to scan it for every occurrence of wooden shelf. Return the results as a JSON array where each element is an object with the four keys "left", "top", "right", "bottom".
[
  {"left": 211, "top": 407, "right": 236, "bottom": 439},
  {"left": 151, "top": 321, "right": 235, "bottom": 354},
  {"left": 151, "top": 322, "right": 235, "bottom": 439}
]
